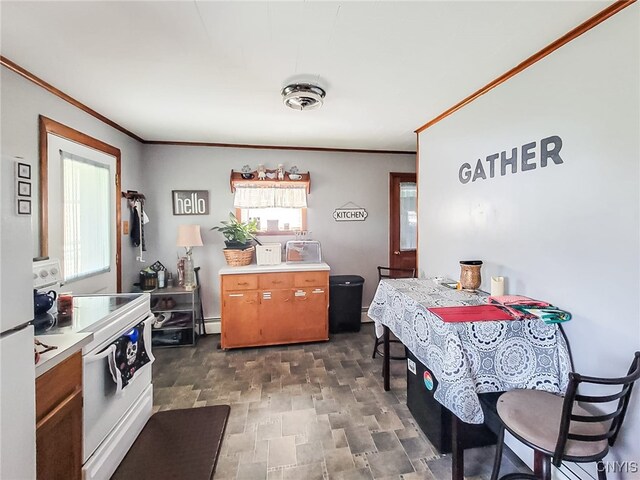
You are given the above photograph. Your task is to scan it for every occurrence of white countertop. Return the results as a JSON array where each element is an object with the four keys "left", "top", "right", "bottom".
[
  {"left": 219, "top": 262, "right": 330, "bottom": 275},
  {"left": 35, "top": 332, "right": 93, "bottom": 377}
]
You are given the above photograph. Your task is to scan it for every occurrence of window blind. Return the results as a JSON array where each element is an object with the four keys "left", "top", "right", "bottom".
[{"left": 61, "top": 150, "right": 111, "bottom": 282}]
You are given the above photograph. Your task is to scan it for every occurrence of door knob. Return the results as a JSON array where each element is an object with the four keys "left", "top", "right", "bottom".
[{"left": 394, "top": 251, "right": 400, "bottom": 255}]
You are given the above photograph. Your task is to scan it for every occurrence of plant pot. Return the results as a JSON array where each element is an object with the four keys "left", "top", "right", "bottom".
[{"left": 223, "top": 246, "right": 255, "bottom": 266}]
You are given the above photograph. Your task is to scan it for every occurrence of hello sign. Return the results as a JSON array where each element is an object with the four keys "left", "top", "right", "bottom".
[{"left": 172, "top": 190, "right": 209, "bottom": 215}]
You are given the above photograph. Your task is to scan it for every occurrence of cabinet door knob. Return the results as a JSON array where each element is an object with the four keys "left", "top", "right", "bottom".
[{"left": 394, "top": 251, "right": 400, "bottom": 255}]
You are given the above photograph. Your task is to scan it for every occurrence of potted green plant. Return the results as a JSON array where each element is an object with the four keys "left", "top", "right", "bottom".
[{"left": 211, "top": 213, "right": 258, "bottom": 250}]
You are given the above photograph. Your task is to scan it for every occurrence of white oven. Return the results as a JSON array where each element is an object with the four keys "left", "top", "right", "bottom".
[{"left": 75, "top": 294, "right": 154, "bottom": 480}]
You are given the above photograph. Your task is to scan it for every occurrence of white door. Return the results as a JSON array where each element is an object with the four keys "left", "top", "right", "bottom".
[{"left": 47, "top": 134, "right": 117, "bottom": 294}]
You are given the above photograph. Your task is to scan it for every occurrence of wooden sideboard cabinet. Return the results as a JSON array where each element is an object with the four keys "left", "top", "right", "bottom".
[
  {"left": 36, "top": 352, "right": 83, "bottom": 480},
  {"left": 220, "top": 269, "right": 329, "bottom": 349}
]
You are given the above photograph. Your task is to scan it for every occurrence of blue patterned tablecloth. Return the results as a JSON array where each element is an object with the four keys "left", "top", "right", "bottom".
[{"left": 367, "top": 278, "right": 571, "bottom": 424}]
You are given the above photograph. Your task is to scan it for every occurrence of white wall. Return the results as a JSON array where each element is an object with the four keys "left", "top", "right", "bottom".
[
  {"left": 418, "top": 8, "right": 639, "bottom": 478},
  {"left": 140, "top": 145, "right": 415, "bottom": 321},
  {"left": 1, "top": 68, "right": 145, "bottom": 289}
]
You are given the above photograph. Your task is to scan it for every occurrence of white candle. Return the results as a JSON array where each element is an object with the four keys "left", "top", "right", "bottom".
[{"left": 491, "top": 276, "right": 505, "bottom": 297}]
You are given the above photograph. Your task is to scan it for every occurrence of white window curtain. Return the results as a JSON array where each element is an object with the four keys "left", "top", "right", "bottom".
[
  {"left": 234, "top": 186, "right": 307, "bottom": 208},
  {"left": 62, "top": 151, "right": 111, "bottom": 282}
]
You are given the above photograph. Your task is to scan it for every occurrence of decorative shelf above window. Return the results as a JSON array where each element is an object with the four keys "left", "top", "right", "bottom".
[{"left": 229, "top": 169, "right": 311, "bottom": 194}]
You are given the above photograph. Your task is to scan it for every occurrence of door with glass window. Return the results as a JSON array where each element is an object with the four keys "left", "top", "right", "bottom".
[
  {"left": 46, "top": 134, "right": 117, "bottom": 294},
  {"left": 389, "top": 173, "right": 417, "bottom": 271}
]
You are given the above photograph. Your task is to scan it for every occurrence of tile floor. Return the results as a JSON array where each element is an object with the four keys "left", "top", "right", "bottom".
[{"left": 152, "top": 324, "right": 527, "bottom": 480}]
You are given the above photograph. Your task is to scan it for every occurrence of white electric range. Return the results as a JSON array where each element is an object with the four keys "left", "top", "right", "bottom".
[{"left": 35, "top": 290, "right": 154, "bottom": 480}]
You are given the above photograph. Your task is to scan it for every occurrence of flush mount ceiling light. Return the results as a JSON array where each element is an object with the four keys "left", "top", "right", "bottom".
[{"left": 281, "top": 83, "right": 326, "bottom": 111}]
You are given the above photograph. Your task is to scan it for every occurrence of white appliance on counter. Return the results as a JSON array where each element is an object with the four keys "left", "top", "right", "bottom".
[
  {"left": 1, "top": 159, "right": 36, "bottom": 479},
  {"left": 35, "top": 293, "right": 155, "bottom": 480}
]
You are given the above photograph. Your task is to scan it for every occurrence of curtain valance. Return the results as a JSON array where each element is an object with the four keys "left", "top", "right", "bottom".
[{"left": 233, "top": 185, "right": 307, "bottom": 208}]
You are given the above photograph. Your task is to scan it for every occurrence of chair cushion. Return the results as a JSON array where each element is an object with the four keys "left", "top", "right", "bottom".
[{"left": 497, "top": 389, "right": 609, "bottom": 459}]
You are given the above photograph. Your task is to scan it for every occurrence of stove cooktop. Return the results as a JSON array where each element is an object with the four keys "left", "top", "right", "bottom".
[{"left": 34, "top": 293, "right": 143, "bottom": 336}]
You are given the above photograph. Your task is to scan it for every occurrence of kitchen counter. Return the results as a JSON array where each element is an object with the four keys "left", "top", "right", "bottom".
[
  {"left": 35, "top": 332, "right": 93, "bottom": 377},
  {"left": 219, "top": 262, "right": 330, "bottom": 275}
]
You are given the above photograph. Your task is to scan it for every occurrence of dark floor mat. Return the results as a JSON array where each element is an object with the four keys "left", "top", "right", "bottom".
[{"left": 111, "top": 405, "right": 230, "bottom": 480}]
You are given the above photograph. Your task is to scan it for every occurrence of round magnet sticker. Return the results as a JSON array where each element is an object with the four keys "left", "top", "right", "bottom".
[{"left": 423, "top": 371, "right": 434, "bottom": 390}]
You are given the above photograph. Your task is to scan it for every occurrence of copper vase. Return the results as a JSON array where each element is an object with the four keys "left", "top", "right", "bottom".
[{"left": 460, "top": 260, "right": 483, "bottom": 290}]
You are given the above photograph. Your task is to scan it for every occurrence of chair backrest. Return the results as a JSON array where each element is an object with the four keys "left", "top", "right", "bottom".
[
  {"left": 377, "top": 266, "right": 416, "bottom": 281},
  {"left": 553, "top": 351, "right": 640, "bottom": 464}
]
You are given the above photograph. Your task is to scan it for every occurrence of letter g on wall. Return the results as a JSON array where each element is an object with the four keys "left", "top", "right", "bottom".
[{"left": 459, "top": 163, "right": 472, "bottom": 184}]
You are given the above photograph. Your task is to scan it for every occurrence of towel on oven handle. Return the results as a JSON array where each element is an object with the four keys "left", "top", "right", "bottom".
[{"left": 87, "top": 315, "right": 155, "bottom": 394}]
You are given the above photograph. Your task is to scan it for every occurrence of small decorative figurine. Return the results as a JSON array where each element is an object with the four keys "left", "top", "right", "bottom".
[
  {"left": 257, "top": 164, "right": 266, "bottom": 180},
  {"left": 277, "top": 164, "right": 285, "bottom": 181}
]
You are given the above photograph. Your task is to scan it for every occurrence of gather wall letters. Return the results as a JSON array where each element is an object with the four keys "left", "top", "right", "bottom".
[{"left": 458, "top": 135, "right": 564, "bottom": 184}]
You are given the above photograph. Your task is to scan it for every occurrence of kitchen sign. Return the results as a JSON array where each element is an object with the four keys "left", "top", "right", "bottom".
[
  {"left": 172, "top": 190, "right": 209, "bottom": 215},
  {"left": 333, "top": 204, "right": 368, "bottom": 222}
]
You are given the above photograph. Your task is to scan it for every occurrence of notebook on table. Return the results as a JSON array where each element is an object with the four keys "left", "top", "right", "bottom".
[{"left": 428, "top": 305, "right": 515, "bottom": 323}]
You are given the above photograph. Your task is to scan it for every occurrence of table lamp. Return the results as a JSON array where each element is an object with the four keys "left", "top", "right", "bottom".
[{"left": 177, "top": 224, "right": 203, "bottom": 290}]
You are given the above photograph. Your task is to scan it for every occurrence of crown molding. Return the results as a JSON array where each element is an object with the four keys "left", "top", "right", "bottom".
[
  {"left": 415, "top": 0, "right": 636, "bottom": 134},
  {"left": 1, "top": 55, "right": 415, "bottom": 155},
  {"left": 144, "top": 140, "right": 415, "bottom": 155},
  {"left": 1, "top": 55, "right": 144, "bottom": 142}
]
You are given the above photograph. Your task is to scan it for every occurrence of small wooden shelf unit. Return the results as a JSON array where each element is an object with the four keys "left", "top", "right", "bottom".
[
  {"left": 229, "top": 169, "right": 311, "bottom": 194},
  {"left": 220, "top": 270, "right": 328, "bottom": 349}
]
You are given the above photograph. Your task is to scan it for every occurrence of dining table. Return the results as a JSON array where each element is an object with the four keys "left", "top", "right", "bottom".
[{"left": 367, "top": 278, "right": 572, "bottom": 480}]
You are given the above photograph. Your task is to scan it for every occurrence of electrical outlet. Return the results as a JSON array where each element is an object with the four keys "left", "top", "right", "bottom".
[{"left": 123, "top": 220, "right": 129, "bottom": 235}]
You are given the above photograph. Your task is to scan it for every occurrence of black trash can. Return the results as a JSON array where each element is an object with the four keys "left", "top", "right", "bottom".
[{"left": 329, "top": 275, "right": 365, "bottom": 333}]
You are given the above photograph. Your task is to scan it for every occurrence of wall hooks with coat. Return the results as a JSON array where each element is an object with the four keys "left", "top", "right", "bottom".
[{"left": 123, "top": 190, "right": 150, "bottom": 262}]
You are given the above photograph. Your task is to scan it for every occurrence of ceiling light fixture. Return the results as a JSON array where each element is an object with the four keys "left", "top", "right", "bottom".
[{"left": 281, "top": 83, "right": 326, "bottom": 111}]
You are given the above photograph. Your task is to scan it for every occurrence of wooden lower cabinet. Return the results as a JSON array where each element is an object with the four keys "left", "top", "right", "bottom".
[
  {"left": 222, "top": 290, "right": 260, "bottom": 348},
  {"left": 221, "top": 270, "right": 328, "bottom": 348},
  {"left": 36, "top": 352, "right": 83, "bottom": 480}
]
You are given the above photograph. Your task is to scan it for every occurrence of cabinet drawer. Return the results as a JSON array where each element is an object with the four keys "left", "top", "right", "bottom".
[
  {"left": 36, "top": 352, "right": 82, "bottom": 423},
  {"left": 222, "top": 274, "right": 258, "bottom": 292},
  {"left": 293, "top": 271, "right": 328, "bottom": 287},
  {"left": 259, "top": 273, "right": 293, "bottom": 290}
]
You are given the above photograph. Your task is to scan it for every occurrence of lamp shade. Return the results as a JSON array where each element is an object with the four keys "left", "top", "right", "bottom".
[{"left": 177, "top": 224, "right": 203, "bottom": 248}]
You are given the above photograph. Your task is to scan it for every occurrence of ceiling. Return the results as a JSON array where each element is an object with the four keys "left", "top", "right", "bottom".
[{"left": 1, "top": 1, "right": 608, "bottom": 152}]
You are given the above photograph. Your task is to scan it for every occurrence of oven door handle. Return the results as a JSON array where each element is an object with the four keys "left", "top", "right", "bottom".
[
  {"left": 143, "top": 313, "right": 156, "bottom": 364},
  {"left": 85, "top": 344, "right": 117, "bottom": 364}
]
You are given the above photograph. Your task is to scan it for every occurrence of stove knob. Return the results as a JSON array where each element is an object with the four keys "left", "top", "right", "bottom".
[
  {"left": 33, "top": 273, "right": 38, "bottom": 280},
  {"left": 50, "top": 268, "right": 58, "bottom": 275},
  {"left": 40, "top": 270, "right": 48, "bottom": 278}
]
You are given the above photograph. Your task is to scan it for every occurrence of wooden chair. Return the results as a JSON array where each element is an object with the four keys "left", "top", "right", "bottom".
[
  {"left": 491, "top": 351, "right": 640, "bottom": 480},
  {"left": 372, "top": 266, "right": 416, "bottom": 361}
]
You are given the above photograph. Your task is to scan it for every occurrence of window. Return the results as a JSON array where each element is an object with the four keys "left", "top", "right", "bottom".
[
  {"left": 237, "top": 207, "right": 306, "bottom": 233},
  {"left": 62, "top": 151, "right": 112, "bottom": 282},
  {"left": 234, "top": 185, "right": 307, "bottom": 234},
  {"left": 399, "top": 182, "right": 417, "bottom": 250}
]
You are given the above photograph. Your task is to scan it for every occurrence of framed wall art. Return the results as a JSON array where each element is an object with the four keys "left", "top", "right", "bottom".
[
  {"left": 16, "top": 162, "right": 31, "bottom": 179},
  {"left": 17, "top": 199, "right": 31, "bottom": 216},
  {"left": 17, "top": 181, "right": 31, "bottom": 197}
]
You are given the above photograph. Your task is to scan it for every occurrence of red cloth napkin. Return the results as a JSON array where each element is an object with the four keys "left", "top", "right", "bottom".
[{"left": 428, "top": 305, "right": 515, "bottom": 323}]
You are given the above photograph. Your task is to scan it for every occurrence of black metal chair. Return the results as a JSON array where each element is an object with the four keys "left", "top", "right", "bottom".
[
  {"left": 372, "top": 266, "right": 416, "bottom": 361},
  {"left": 491, "top": 351, "right": 640, "bottom": 480}
]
